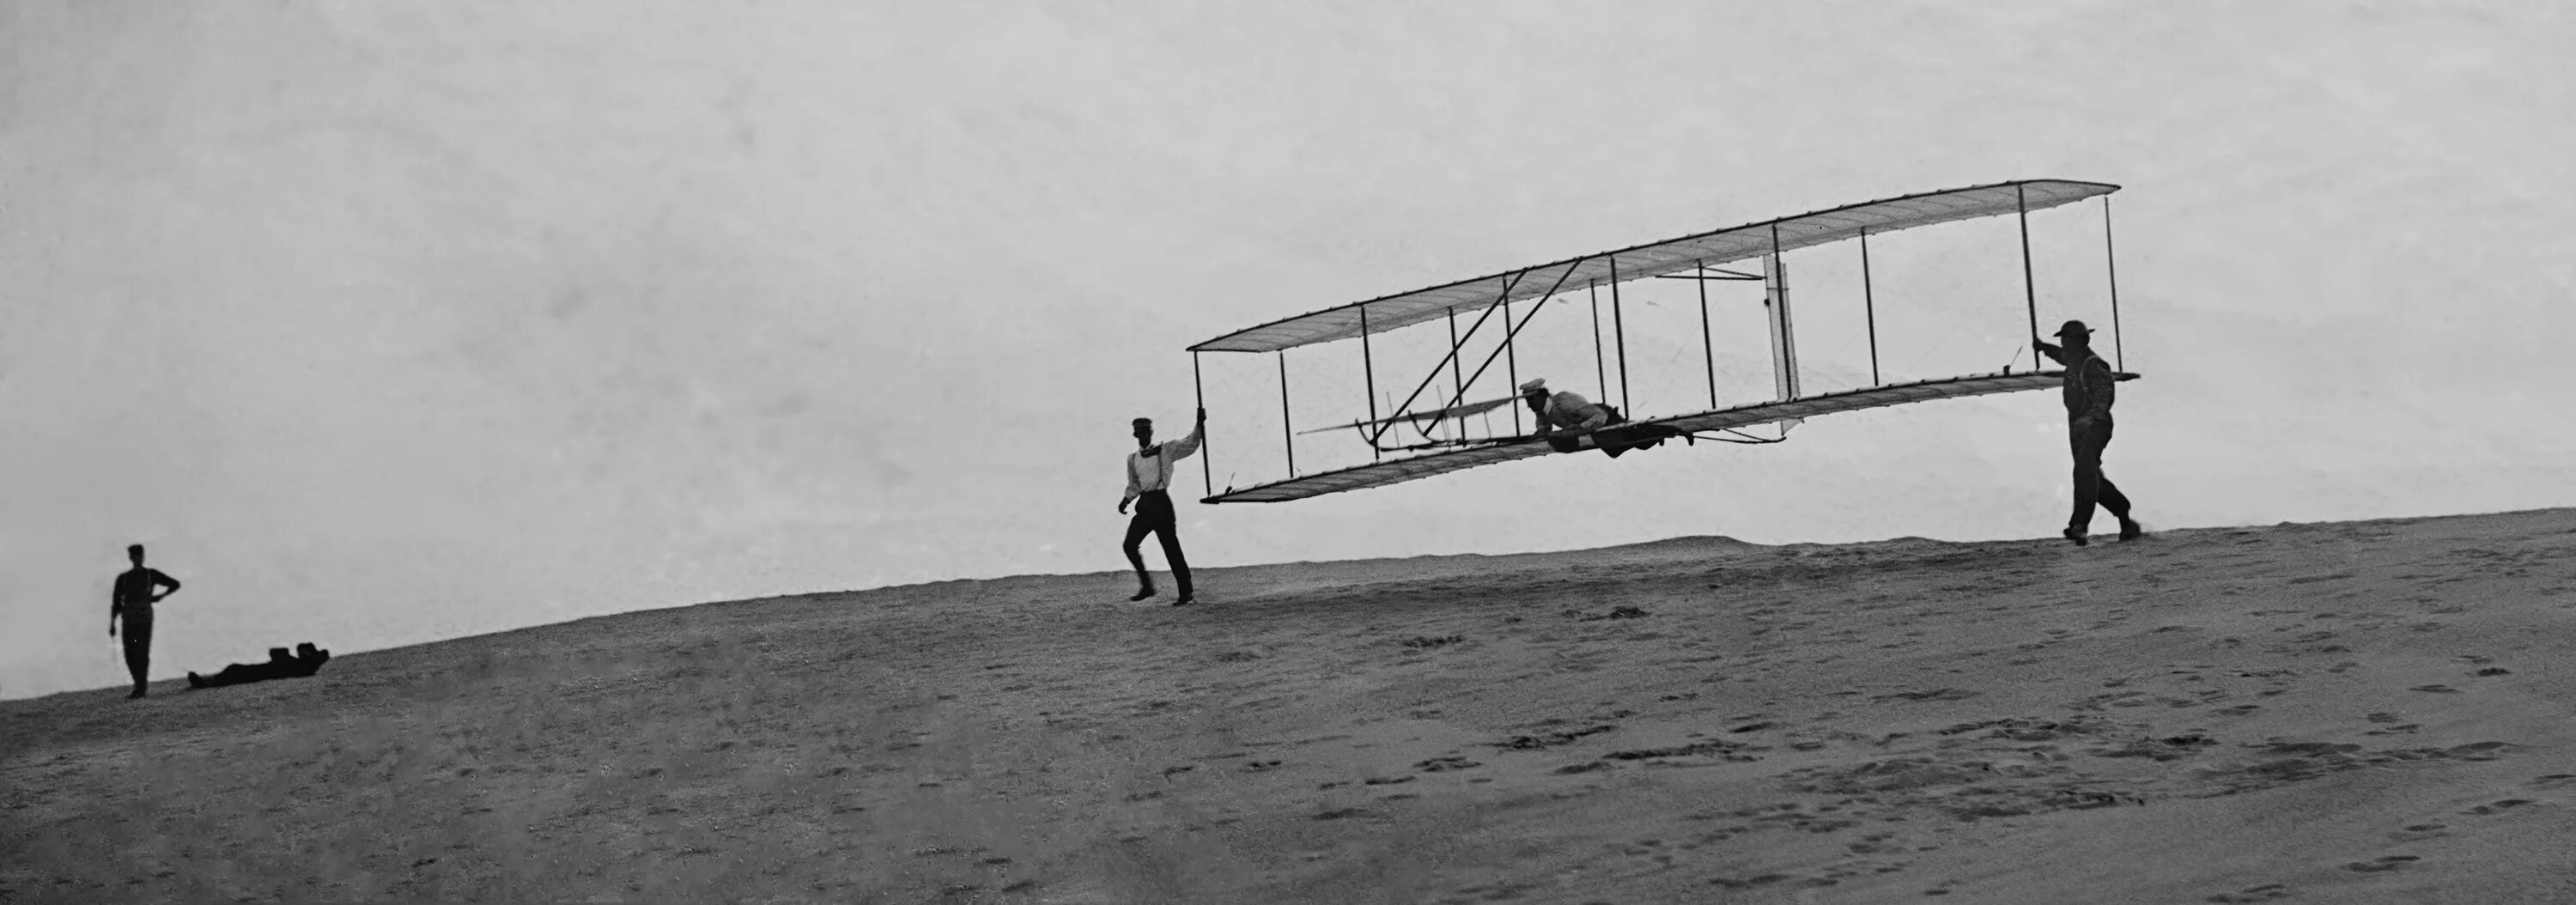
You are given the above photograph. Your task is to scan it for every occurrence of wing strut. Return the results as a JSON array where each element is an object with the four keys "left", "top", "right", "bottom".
[
  {"left": 1861, "top": 228, "right": 1880, "bottom": 386},
  {"left": 2017, "top": 182, "right": 2041, "bottom": 351},
  {"left": 1278, "top": 350, "right": 1295, "bottom": 477},
  {"left": 1698, "top": 258, "right": 1716, "bottom": 409},
  {"left": 1360, "top": 304, "right": 1378, "bottom": 461},
  {"left": 1505, "top": 299, "right": 1522, "bottom": 435},
  {"left": 1193, "top": 351, "right": 1211, "bottom": 497},
  {"left": 1588, "top": 281, "right": 1607, "bottom": 402},
  {"left": 2103, "top": 194, "right": 2125, "bottom": 372},
  {"left": 1610, "top": 255, "right": 1631, "bottom": 414},
  {"left": 1765, "top": 225, "right": 1801, "bottom": 430},
  {"left": 1443, "top": 307, "right": 1464, "bottom": 438}
]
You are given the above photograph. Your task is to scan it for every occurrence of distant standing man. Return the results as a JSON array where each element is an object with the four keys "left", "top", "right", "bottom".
[
  {"left": 2034, "top": 320, "right": 2142, "bottom": 546},
  {"left": 1119, "top": 409, "right": 1205, "bottom": 605},
  {"left": 110, "top": 544, "right": 183, "bottom": 699}
]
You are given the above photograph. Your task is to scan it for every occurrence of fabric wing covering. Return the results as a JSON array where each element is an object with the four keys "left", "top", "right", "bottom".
[
  {"left": 1202, "top": 370, "right": 2132, "bottom": 503},
  {"left": 1189, "top": 179, "right": 2117, "bottom": 354}
]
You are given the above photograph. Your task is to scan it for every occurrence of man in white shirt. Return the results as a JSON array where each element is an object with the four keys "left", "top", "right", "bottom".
[
  {"left": 1118, "top": 408, "right": 1205, "bottom": 604},
  {"left": 1518, "top": 378, "right": 1672, "bottom": 458},
  {"left": 1520, "top": 378, "right": 1611, "bottom": 436}
]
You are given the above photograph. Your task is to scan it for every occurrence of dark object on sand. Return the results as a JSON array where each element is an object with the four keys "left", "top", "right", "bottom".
[{"left": 188, "top": 643, "right": 330, "bottom": 689}]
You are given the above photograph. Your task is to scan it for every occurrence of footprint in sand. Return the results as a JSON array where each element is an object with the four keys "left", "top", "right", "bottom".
[
  {"left": 2092, "top": 734, "right": 2216, "bottom": 762},
  {"left": 1603, "top": 741, "right": 1759, "bottom": 763},
  {"left": 1876, "top": 688, "right": 1981, "bottom": 703},
  {"left": 1844, "top": 833, "right": 1905, "bottom": 854},
  {"left": 2343, "top": 854, "right": 2421, "bottom": 873},
  {"left": 2409, "top": 684, "right": 2462, "bottom": 694},
  {"left": 1495, "top": 725, "right": 1617, "bottom": 750},
  {"left": 2388, "top": 822, "right": 2447, "bottom": 842},
  {"left": 2527, "top": 774, "right": 2576, "bottom": 791},
  {"left": 2257, "top": 741, "right": 2362, "bottom": 756},
  {"left": 2459, "top": 799, "right": 2536, "bottom": 816},
  {"left": 2446, "top": 741, "right": 2515, "bottom": 762},
  {"left": 1706, "top": 873, "right": 1796, "bottom": 890},
  {"left": 1577, "top": 606, "right": 1652, "bottom": 622},
  {"left": 2051, "top": 789, "right": 2135, "bottom": 809},
  {"left": 2206, "top": 883, "right": 2292, "bottom": 902}
]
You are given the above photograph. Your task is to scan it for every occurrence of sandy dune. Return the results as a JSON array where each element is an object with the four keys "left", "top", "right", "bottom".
[{"left": 7, "top": 508, "right": 2576, "bottom": 903}]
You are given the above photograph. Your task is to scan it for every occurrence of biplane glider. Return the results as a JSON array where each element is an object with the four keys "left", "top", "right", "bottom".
[{"left": 1180, "top": 179, "right": 2140, "bottom": 503}]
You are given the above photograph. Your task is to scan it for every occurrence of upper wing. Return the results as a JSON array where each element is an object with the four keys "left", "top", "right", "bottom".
[{"left": 1189, "top": 179, "right": 2119, "bottom": 354}]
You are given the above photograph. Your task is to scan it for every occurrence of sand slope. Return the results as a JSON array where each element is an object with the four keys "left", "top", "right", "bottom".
[{"left": 6, "top": 509, "right": 2575, "bottom": 903}]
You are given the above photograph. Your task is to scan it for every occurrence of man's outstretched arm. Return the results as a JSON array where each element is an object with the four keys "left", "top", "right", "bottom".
[
  {"left": 1164, "top": 409, "right": 1207, "bottom": 462},
  {"left": 2032, "top": 337, "right": 2068, "bottom": 366}
]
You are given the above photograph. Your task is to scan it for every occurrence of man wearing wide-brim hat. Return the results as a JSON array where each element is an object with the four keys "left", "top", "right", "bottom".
[{"left": 2034, "top": 319, "right": 2142, "bottom": 545}]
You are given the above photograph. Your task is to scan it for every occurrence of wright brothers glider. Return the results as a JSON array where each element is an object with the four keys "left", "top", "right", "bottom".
[{"left": 1180, "top": 179, "right": 2139, "bottom": 504}]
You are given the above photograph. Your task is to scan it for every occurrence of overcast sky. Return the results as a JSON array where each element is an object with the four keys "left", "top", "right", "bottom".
[{"left": 5, "top": 0, "right": 2571, "bottom": 699}]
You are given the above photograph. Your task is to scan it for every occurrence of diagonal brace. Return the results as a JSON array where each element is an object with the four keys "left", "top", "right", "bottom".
[
  {"left": 1422, "top": 258, "right": 1585, "bottom": 422},
  {"left": 1364, "top": 270, "right": 1525, "bottom": 446}
]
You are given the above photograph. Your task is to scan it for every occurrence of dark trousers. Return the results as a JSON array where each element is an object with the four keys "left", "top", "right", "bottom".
[
  {"left": 1122, "top": 490, "right": 1193, "bottom": 596},
  {"left": 2069, "top": 416, "right": 2133, "bottom": 531},
  {"left": 121, "top": 614, "right": 154, "bottom": 693},
  {"left": 1540, "top": 409, "right": 1667, "bottom": 458}
]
